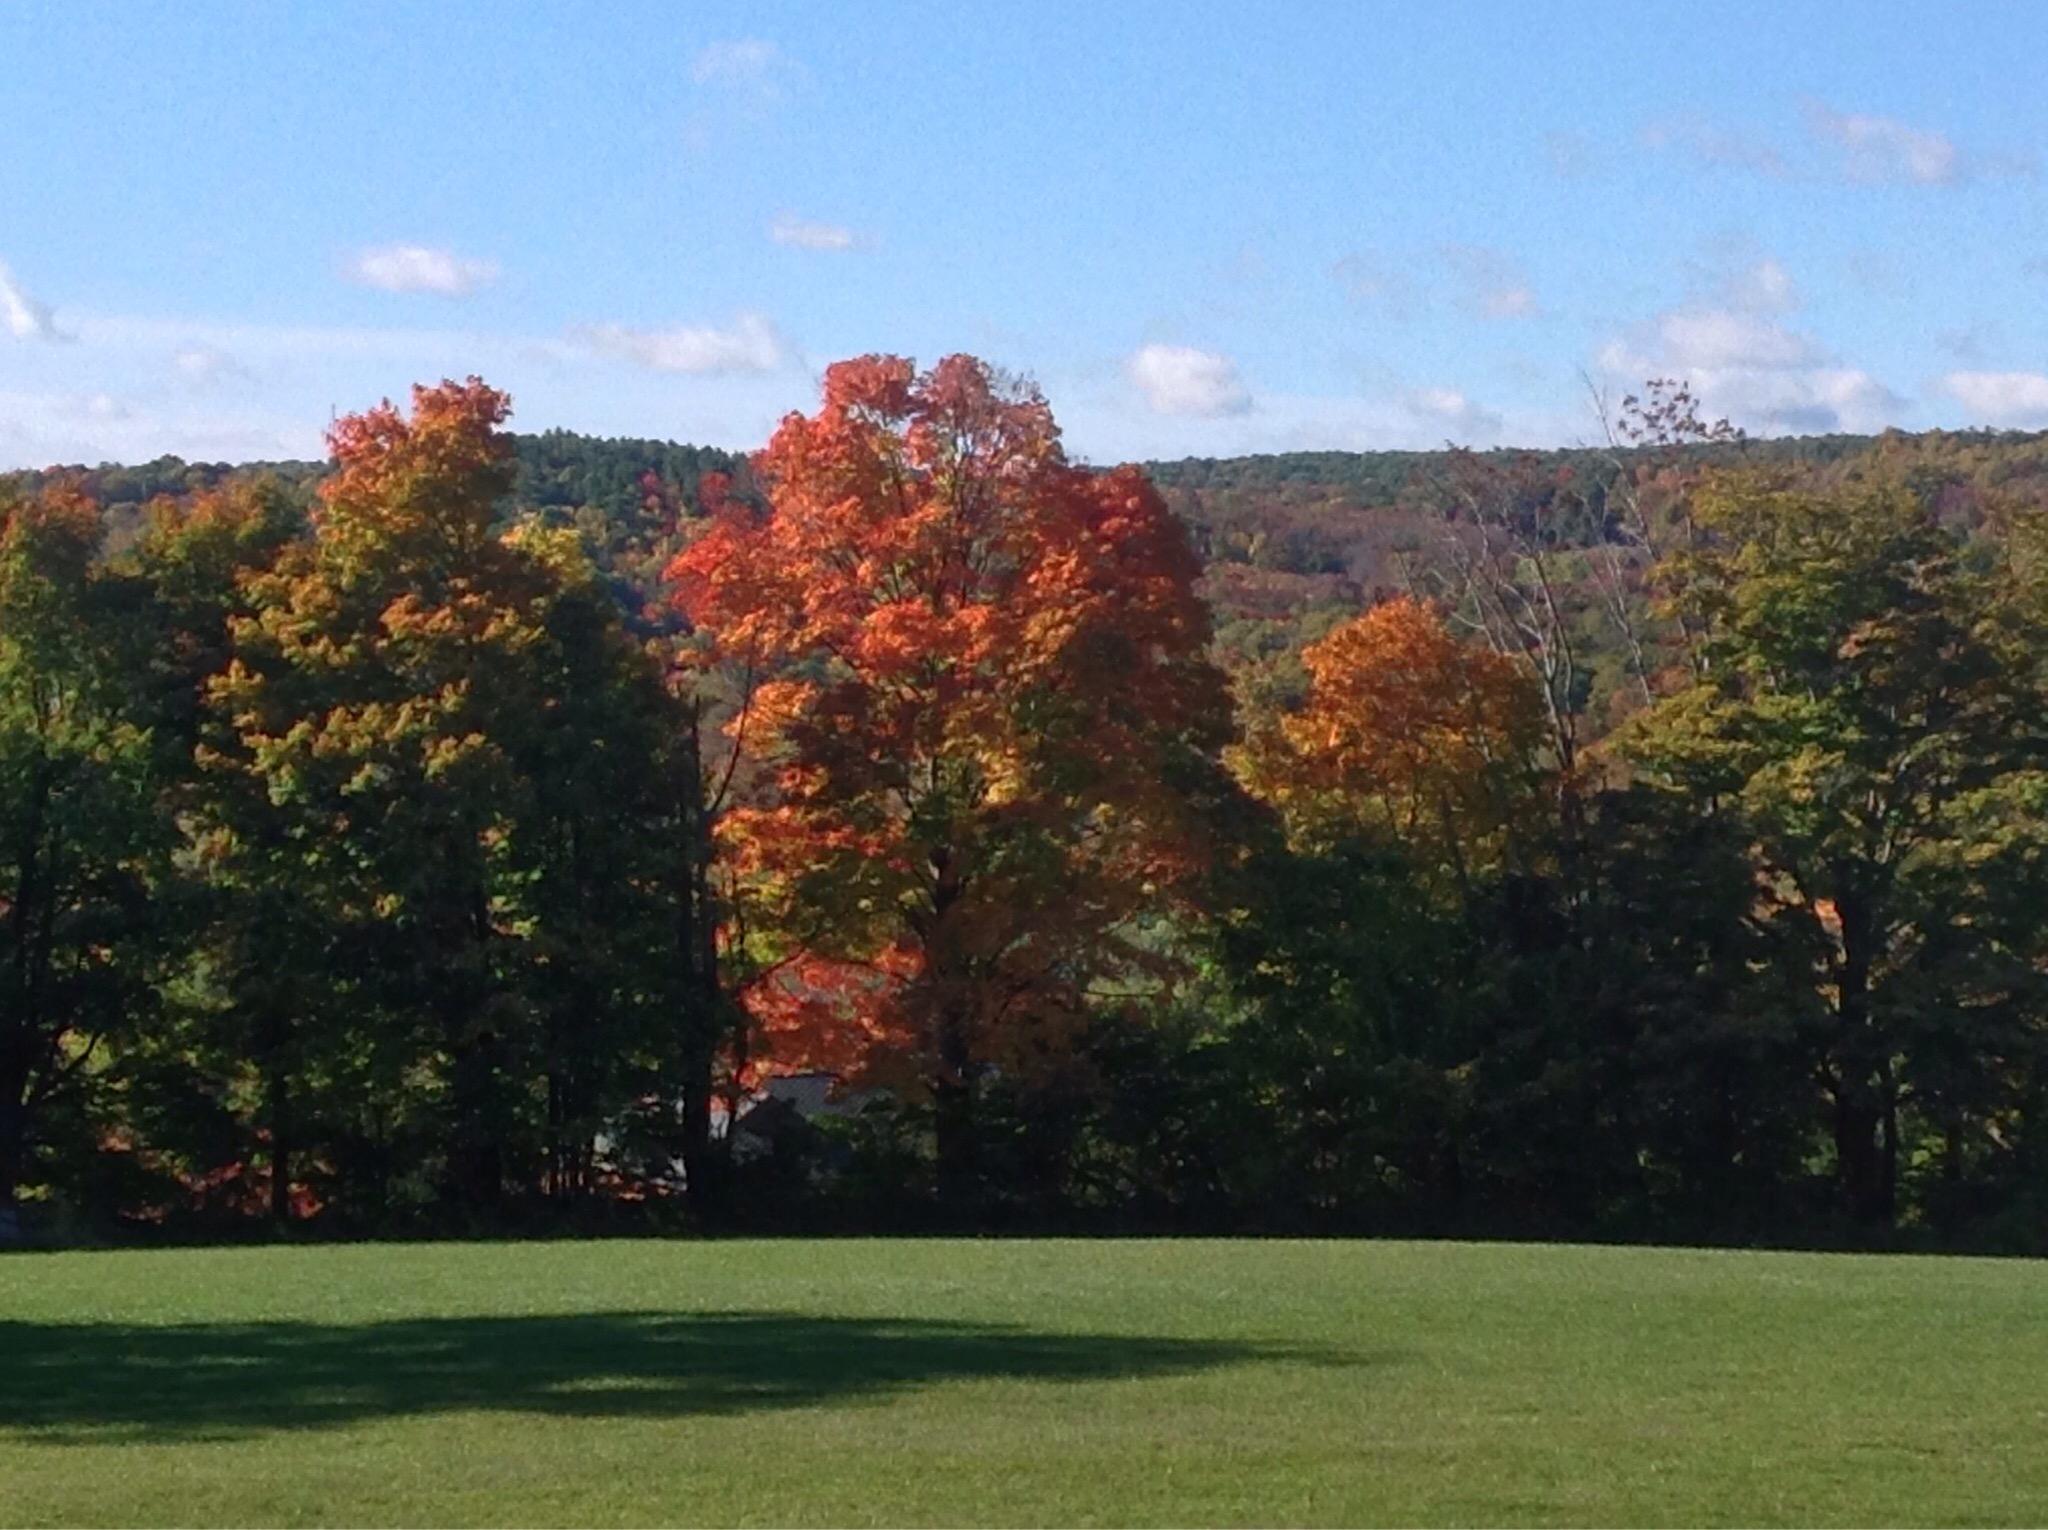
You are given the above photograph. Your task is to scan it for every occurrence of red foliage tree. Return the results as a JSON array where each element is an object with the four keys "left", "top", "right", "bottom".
[{"left": 670, "top": 354, "right": 1227, "bottom": 1196}]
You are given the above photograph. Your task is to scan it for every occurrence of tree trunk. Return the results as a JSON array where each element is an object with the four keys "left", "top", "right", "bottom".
[
  {"left": 1879, "top": 1062, "right": 1901, "bottom": 1224},
  {"left": 932, "top": 1079, "right": 976, "bottom": 1212},
  {"left": 1832, "top": 1089, "right": 1886, "bottom": 1225},
  {"left": 265, "top": 1047, "right": 292, "bottom": 1226},
  {"left": 1831, "top": 891, "right": 1894, "bottom": 1226},
  {"left": 0, "top": 1076, "right": 25, "bottom": 1244},
  {"left": 679, "top": 1034, "right": 724, "bottom": 1219},
  {"left": 923, "top": 843, "right": 978, "bottom": 1215},
  {"left": 440, "top": 873, "right": 504, "bottom": 1209},
  {"left": 675, "top": 938, "right": 730, "bottom": 1220},
  {"left": 931, "top": 1001, "right": 977, "bottom": 1214},
  {"left": 544, "top": 1067, "right": 563, "bottom": 1198},
  {"left": 445, "top": 1037, "right": 504, "bottom": 1208},
  {"left": 676, "top": 702, "right": 732, "bottom": 1222}
]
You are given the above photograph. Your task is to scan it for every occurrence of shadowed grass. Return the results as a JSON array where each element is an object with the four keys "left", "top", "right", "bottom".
[
  {"left": 2, "top": 1238, "right": 2045, "bottom": 1526},
  {"left": 0, "top": 1309, "right": 1345, "bottom": 1443}
]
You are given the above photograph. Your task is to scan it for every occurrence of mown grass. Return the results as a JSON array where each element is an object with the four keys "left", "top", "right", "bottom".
[{"left": 1, "top": 1237, "right": 2043, "bottom": 1526}]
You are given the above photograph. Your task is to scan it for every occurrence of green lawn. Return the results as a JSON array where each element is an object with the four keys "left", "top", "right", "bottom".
[{"left": 1, "top": 1238, "right": 2043, "bottom": 1526}]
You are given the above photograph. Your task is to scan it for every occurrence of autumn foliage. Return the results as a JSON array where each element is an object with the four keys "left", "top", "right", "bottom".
[
  {"left": 1240, "top": 595, "right": 1544, "bottom": 885},
  {"left": 16, "top": 359, "right": 2048, "bottom": 1246},
  {"left": 670, "top": 355, "right": 1228, "bottom": 1141}
]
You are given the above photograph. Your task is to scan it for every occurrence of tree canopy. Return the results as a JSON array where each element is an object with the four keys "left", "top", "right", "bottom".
[{"left": 7, "top": 371, "right": 2048, "bottom": 1250}]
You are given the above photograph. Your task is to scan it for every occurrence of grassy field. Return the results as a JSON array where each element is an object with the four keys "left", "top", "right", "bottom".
[{"left": 1, "top": 1238, "right": 2044, "bottom": 1527}]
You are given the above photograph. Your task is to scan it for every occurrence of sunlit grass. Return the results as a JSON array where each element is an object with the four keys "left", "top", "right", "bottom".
[{"left": 2, "top": 1238, "right": 2043, "bottom": 1526}]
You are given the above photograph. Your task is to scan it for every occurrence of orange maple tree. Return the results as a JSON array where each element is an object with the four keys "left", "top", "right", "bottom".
[
  {"left": 669, "top": 354, "right": 1227, "bottom": 1187},
  {"left": 1240, "top": 595, "right": 1545, "bottom": 890}
]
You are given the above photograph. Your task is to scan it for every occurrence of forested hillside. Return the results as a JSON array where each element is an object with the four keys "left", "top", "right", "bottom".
[
  {"left": 8, "top": 370, "right": 2048, "bottom": 1250},
  {"left": 17, "top": 415, "right": 2048, "bottom": 716},
  {"left": 0, "top": 431, "right": 749, "bottom": 554}
]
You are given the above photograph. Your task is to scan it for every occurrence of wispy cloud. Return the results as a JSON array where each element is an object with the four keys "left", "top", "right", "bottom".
[
  {"left": 172, "top": 344, "right": 253, "bottom": 388},
  {"left": 76, "top": 311, "right": 525, "bottom": 363},
  {"left": 1719, "top": 256, "right": 1798, "bottom": 314},
  {"left": 686, "top": 38, "right": 805, "bottom": 155},
  {"left": 1646, "top": 102, "right": 2035, "bottom": 188},
  {"left": 1941, "top": 371, "right": 2048, "bottom": 428},
  {"left": 0, "top": 306, "right": 806, "bottom": 470},
  {"left": 1329, "top": 251, "right": 1421, "bottom": 318},
  {"left": 579, "top": 313, "right": 786, "bottom": 375},
  {"left": 0, "top": 386, "right": 319, "bottom": 471},
  {"left": 346, "top": 244, "right": 500, "bottom": 298},
  {"left": 769, "top": 213, "right": 861, "bottom": 251},
  {"left": 0, "top": 260, "right": 65, "bottom": 341},
  {"left": 1406, "top": 386, "right": 1504, "bottom": 443},
  {"left": 691, "top": 38, "right": 802, "bottom": 104},
  {"left": 694, "top": 39, "right": 780, "bottom": 86},
  {"left": 1646, "top": 309, "right": 1819, "bottom": 371},
  {"left": 1441, "top": 245, "right": 1539, "bottom": 320},
  {"left": 1642, "top": 117, "right": 1789, "bottom": 177},
  {"left": 1544, "top": 131, "right": 1600, "bottom": 181},
  {"left": 1330, "top": 246, "right": 1535, "bottom": 321},
  {"left": 1804, "top": 102, "right": 1967, "bottom": 186},
  {"left": 1935, "top": 324, "right": 1999, "bottom": 365},
  {"left": 1675, "top": 241, "right": 1804, "bottom": 322},
  {"left": 1127, "top": 343, "right": 1252, "bottom": 418}
]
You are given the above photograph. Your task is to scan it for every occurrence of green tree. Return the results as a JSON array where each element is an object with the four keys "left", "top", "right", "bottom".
[
  {"left": 0, "top": 485, "right": 168, "bottom": 1234},
  {"left": 204, "top": 380, "right": 686, "bottom": 1213},
  {"left": 1624, "top": 476, "right": 2048, "bottom": 1225}
]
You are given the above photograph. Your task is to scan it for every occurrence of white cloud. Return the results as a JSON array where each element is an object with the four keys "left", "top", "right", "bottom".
[
  {"left": 1599, "top": 302, "right": 1903, "bottom": 435},
  {"left": 1805, "top": 103, "right": 1961, "bottom": 186},
  {"left": 1722, "top": 257, "right": 1798, "bottom": 314},
  {"left": 0, "top": 304, "right": 811, "bottom": 470},
  {"left": 1062, "top": 385, "right": 1582, "bottom": 463},
  {"left": 1721, "top": 368, "right": 1902, "bottom": 435},
  {"left": 173, "top": 344, "right": 252, "bottom": 387},
  {"left": 1646, "top": 104, "right": 2032, "bottom": 188},
  {"left": 0, "top": 260, "right": 63, "bottom": 341},
  {"left": 1126, "top": 343, "right": 1252, "bottom": 417},
  {"left": 1654, "top": 309, "right": 1818, "bottom": 372},
  {"left": 769, "top": 214, "right": 859, "bottom": 251},
  {"left": 346, "top": 244, "right": 500, "bottom": 298},
  {"left": 1406, "top": 387, "right": 1504, "bottom": 443},
  {"left": 0, "top": 387, "right": 319, "bottom": 470},
  {"left": 580, "top": 313, "right": 786, "bottom": 375},
  {"left": 1803, "top": 101, "right": 2036, "bottom": 186},
  {"left": 1602, "top": 307, "right": 1818, "bottom": 377},
  {"left": 1941, "top": 371, "right": 2048, "bottom": 428}
]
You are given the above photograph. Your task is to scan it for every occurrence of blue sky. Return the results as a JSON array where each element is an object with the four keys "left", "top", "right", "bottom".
[{"left": 3, "top": 0, "right": 2047, "bottom": 468}]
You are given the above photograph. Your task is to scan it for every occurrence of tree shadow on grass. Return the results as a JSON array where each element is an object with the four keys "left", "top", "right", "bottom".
[{"left": 0, "top": 1311, "right": 1370, "bottom": 1443}]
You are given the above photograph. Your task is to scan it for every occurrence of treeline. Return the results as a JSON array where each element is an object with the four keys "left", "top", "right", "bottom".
[
  {"left": 1145, "top": 424, "right": 2048, "bottom": 503},
  {"left": 0, "top": 432, "right": 750, "bottom": 568},
  {"left": 5, "top": 363, "right": 2048, "bottom": 1248}
]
